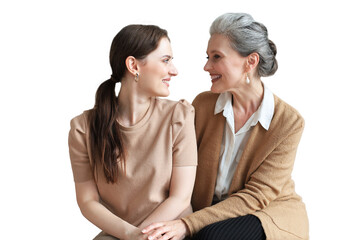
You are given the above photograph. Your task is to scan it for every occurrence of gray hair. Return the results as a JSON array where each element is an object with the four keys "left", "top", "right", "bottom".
[{"left": 210, "top": 13, "right": 278, "bottom": 77}]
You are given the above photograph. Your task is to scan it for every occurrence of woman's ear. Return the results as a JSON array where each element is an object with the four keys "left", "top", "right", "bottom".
[
  {"left": 246, "top": 52, "right": 260, "bottom": 72},
  {"left": 125, "top": 56, "right": 139, "bottom": 76}
]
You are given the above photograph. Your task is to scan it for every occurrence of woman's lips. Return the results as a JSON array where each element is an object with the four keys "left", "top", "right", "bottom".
[
  {"left": 162, "top": 78, "right": 170, "bottom": 87},
  {"left": 211, "top": 74, "right": 222, "bottom": 83}
]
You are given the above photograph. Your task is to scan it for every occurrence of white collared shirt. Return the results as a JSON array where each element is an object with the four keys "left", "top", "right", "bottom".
[{"left": 213, "top": 85, "right": 274, "bottom": 201}]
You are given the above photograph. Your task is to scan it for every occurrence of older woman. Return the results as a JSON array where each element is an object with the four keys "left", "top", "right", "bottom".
[{"left": 143, "top": 13, "right": 309, "bottom": 240}]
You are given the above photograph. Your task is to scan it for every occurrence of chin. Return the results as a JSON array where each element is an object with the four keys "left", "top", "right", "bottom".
[
  {"left": 157, "top": 90, "right": 170, "bottom": 97},
  {"left": 210, "top": 85, "right": 222, "bottom": 94}
]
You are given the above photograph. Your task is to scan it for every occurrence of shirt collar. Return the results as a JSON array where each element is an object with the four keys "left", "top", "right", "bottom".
[
  {"left": 214, "top": 91, "right": 232, "bottom": 116},
  {"left": 214, "top": 84, "right": 274, "bottom": 131}
]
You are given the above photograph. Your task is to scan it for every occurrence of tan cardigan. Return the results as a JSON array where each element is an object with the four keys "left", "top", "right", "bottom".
[{"left": 182, "top": 91, "right": 309, "bottom": 240}]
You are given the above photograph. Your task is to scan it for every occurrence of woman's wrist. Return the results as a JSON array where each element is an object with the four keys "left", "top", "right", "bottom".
[
  {"left": 180, "top": 219, "right": 190, "bottom": 236},
  {"left": 124, "top": 226, "right": 141, "bottom": 240}
]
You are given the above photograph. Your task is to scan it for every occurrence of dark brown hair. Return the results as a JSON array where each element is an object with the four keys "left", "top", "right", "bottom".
[{"left": 88, "top": 25, "right": 169, "bottom": 183}]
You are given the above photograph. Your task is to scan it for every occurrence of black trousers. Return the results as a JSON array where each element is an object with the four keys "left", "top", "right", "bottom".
[{"left": 192, "top": 215, "right": 266, "bottom": 240}]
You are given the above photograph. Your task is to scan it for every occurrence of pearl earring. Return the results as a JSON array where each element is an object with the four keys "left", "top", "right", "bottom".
[{"left": 246, "top": 74, "right": 250, "bottom": 84}]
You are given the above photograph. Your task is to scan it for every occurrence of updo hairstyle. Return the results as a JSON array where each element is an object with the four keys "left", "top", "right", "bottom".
[{"left": 210, "top": 13, "right": 278, "bottom": 77}]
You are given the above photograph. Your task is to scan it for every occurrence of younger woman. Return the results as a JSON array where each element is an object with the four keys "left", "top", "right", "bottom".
[{"left": 68, "top": 24, "right": 197, "bottom": 240}]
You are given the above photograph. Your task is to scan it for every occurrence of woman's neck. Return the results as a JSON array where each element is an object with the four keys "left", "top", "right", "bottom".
[
  {"left": 230, "top": 78, "right": 264, "bottom": 114},
  {"left": 229, "top": 79, "right": 264, "bottom": 132},
  {"left": 117, "top": 79, "right": 151, "bottom": 127}
]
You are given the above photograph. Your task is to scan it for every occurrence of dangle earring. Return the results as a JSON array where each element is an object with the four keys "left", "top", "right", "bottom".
[
  {"left": 246, "top": 73, "right": 250, "bottom": 84},
  {"left": 134, "top": 73, "right": 139, "bottom": 82}
]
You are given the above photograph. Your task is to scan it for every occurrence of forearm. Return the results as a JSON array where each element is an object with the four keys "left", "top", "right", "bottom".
[
  {"left": 182, "top": 196, "right": 246, "bottom": 235},
  {"left": 139, "top": 166, "right": 196, "bottom": 229},
  {"left": 138, "top": 196, "right": 191, "bottom": 229},
  {"left": 80, "top": 200, "right": 138, "bottom": 239}
]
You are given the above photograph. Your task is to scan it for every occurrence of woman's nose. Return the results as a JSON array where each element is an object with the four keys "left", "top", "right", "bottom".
[
  {"left": 169, "top": 63, "right": 178, "bottom": 76},
  {"left": 204, "top": 60, "right": 211, "bottom": 72}
]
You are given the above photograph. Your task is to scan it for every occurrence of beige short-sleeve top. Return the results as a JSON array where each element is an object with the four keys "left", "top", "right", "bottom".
[{"left": 68, "top": 98, "right": 197, "bottom": 226}]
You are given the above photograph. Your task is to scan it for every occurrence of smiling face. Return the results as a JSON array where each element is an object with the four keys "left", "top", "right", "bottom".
[
  {"left": 204, "top": 34, "right": 248, "bottom": 93},
  {"left": 137, "top": 37, "right": 178, "bottom": 97}
]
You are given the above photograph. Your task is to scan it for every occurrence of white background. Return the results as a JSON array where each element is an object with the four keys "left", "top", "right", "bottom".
[{"left": 1, "top": 0, "right": 359, "bottom": 239}]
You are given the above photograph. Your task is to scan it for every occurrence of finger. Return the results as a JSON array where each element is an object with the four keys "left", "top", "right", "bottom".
[
  {"left": 142, "top": 222, "right": 165, "bottom": 233},
  {"left": 157, "top": 232, "right": 173, "bottom": 240},
  {"left": 147, "top": 227, "right": 169, "bottom": 240}
]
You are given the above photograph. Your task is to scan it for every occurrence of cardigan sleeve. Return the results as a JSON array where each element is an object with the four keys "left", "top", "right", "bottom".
[{"left": 182, "top": 114, "right": 305, "bottom": 235}]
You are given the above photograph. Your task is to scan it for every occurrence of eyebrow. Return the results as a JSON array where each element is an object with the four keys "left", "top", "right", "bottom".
[
  {"left": 161, "top": 55, "right": 173, "bottom": 59},
  {"left": 207, "top": 50, "right": 221, "bottom": 54}
]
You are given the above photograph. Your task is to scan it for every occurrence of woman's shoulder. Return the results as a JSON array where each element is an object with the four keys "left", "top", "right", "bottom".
[
  {"left": 273, "top": 94, "right": 304, "bottom": 128},
  {"left": 156, "top": 98, "right": 194, "bottom": 112},
  {"left": 155, "top": 98, "right": 194, "bottom": 124},
  {"left": 191, "top": 91, "right": 220, "bottom": 117},
  {"left": 192, "top": 91, "right": 219, "bottom": 106},
  {"left": 69, "top": 110, "right": 91, "bottom": 132}
]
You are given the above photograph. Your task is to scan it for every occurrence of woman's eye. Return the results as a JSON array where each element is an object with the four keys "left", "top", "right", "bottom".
[
  {"left": 213, "top": 54, "right": 220, "bottom": 59},
  {"left": 206, "top": 54, "right": 220, "bottom": 61},
  {"left": 163, "top": 58, "right": 170, "bottom": 63}
]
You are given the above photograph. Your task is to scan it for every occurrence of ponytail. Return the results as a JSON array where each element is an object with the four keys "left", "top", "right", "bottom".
[
  {"left": 88, "top": 78, "right": 125, "bottom": 183},
  {"left": 87, "top": 24, "right": 168, "bottom": 184}
]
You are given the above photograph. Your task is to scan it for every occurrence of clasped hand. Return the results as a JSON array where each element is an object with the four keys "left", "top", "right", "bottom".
[{"left": 141, "top": 219, "right": 188, "bottom": 240}]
